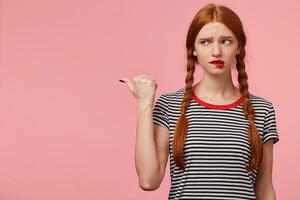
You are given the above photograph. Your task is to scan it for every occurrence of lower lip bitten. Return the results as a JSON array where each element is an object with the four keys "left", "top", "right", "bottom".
[{"left": 211, "top": 63, "right": 224, "bottom": 68}]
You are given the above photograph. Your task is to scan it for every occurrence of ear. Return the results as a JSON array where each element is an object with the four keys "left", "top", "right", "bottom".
[
  {"left": 193, "top": 50, "right": 197, "bottom": 56},
  {"left": 237, "top": 46, "right": 241, "bottom": 55}
]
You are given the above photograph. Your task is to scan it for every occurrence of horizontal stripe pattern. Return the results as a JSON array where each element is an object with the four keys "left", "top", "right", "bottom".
[{"left": 152, "top": 87, "right": 279, "bottom": 200}]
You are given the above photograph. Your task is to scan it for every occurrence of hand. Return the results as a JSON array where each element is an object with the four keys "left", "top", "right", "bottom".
[{"left": 120, "top": 74, "right": 158, "bottom": 105}]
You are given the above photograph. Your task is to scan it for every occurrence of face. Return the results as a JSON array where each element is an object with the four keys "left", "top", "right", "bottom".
[{"left": 193, "top": 22, "right": 241, "bottom": 75}]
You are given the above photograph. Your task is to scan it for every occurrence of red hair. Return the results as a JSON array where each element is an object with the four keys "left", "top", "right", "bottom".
[{"left": 173, "top": 3, "right": 263, "bottom": 172}]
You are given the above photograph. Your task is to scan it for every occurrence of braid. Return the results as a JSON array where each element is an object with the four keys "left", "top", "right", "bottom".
[
  {"left": 236, "top": 50, "right": 263, "bottom": 172},
  {"left": 173, "top": 3, "right": 262, "bottom": 173},
  {"left": 172, "top": 49, "right": 197, "bottom": 171}
]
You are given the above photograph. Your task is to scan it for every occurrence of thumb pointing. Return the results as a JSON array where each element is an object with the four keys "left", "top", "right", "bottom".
[{"left": 119, "top": 78, "right": 136, "bottom": 97}]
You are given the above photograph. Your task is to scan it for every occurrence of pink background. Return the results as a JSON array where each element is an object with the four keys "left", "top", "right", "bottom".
[{"left": 0, "top": 0, "right": 298, "bottom": 199}]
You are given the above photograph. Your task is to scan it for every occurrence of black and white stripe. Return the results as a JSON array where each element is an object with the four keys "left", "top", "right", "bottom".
[{"left": 152, "top": 87, "right": 279, "bottom": 200}]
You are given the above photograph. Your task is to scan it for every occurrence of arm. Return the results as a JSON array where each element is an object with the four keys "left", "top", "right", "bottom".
[
  {"left": 254, "top": 139, "right": 277, "bottom": 200},
  {"left": 135, "top": 102, "right": 169, "bottom": 191}
]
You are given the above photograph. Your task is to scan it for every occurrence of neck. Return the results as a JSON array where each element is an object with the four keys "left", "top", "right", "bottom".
[{"left": 192, "top": 71, "right": 240, "bottom": 99}]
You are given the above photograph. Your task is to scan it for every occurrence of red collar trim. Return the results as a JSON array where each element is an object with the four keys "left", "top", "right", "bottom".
[{"left": 192, "top": 91, "right": 243, "bottom": 110}]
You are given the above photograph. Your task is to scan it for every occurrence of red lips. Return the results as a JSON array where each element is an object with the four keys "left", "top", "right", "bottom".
[
  {"left": 209, "top": 60, "right": 224, "bottom": 64},
  {"left": 209, "top": 60, "right": 224, "bottom": 68}
]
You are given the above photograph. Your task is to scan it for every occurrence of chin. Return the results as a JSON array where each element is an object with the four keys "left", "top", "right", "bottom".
[{"left": 204, "top": 66, "right": 230, "bottom": 74}]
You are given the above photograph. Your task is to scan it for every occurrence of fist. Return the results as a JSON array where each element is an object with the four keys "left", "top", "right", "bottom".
[{"left": 120, "top": 74, "right": 158, "bottom": 104}]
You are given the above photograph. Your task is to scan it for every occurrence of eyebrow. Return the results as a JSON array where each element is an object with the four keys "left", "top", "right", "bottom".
[{"left": 199, "top": 36, "right": 234, "bottom": 40}]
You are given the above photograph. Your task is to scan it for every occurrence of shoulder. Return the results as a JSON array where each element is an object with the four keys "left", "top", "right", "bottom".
[
  {"left": 156, "top": 87, "right": 185, "bottom": 101},
  {"left": 250, "top": 93, "right": 276, "bottom": 114},
  {"left": 154, "top": 87, "right": 186, "bottom": 111}
]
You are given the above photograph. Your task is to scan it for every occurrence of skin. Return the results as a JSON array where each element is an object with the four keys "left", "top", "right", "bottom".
[
  {"left": 192, "top": 21, "right": 241, "bottom": 104},
  {"left": 121, "top": 22, "right": 277, "bottom": 198},
  {"left": 255, "top": 140, "right": 277, "bottom": 200},
  {"left": 192, "top": 22, "right": 277, "bottom": 199}
]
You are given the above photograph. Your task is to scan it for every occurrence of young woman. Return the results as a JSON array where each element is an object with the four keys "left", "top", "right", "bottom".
[{"left": 120, "top": 3, "right": 279, "bottom": 200}]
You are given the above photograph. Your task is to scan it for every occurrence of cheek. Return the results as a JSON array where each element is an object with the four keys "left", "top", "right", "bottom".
[
  {"left": 195, "top": 48, "right": 209, "bottom": 59},
  {"left": 196, "top": 56, "right": 212, "bottom": 69},
  {"left": 223, "top": 54, "right": 237, "bottom": 67},
  {"left": 228, "top": 52, "right": 238, "bottom": 61},
  {"left": 194, "top": 49, "right": 210, "bottom": 65},
  {"left": 226, "top": 46, "right": 239, "bottom": 57}
]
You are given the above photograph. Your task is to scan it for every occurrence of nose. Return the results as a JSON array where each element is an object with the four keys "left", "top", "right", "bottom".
[{"left": 212, "top": 43, "right": 222, "bottom": 57}]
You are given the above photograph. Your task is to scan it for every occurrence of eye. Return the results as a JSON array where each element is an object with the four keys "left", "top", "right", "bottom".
[
  {"left": 200, "top": 40, "right": 210, "bottom": 45},
  {"left": 200, "top": 39, "right": 232, "bottom": 45},
  {"left": 223, "top": 39, "right": 232, "bottom": 45}
]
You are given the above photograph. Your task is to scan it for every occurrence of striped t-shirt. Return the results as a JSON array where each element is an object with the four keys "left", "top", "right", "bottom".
[{"left": 152, "top": 87, "right": 279, "bottom": 200}]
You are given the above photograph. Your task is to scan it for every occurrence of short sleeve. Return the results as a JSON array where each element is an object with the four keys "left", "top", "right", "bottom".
[
  {"left": 152, "top": 94, "right": 169, "bottom": 130},
  {"left": 262, "top": 103, "right": 279, "bottom": 144}
]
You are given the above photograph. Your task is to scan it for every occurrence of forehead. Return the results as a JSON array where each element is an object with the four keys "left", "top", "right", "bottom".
[{"left": 196, "top": 22, "right": 234, "bottom": 38}]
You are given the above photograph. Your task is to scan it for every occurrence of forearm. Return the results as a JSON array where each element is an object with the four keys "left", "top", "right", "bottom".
[{"left": 135, "top": 101, "right": 160, "bottom": 188}]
